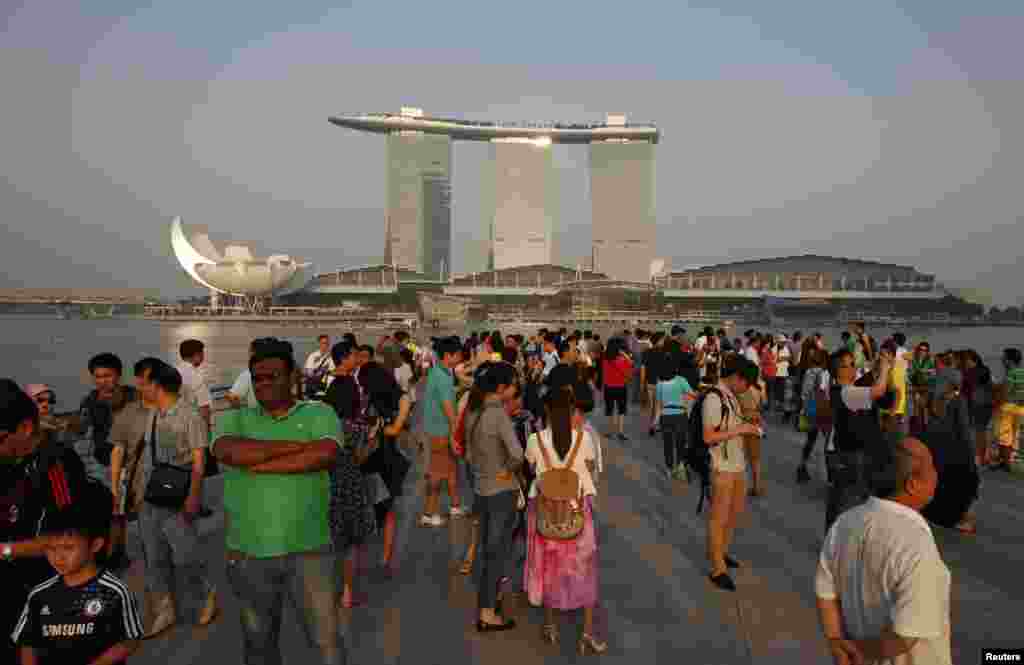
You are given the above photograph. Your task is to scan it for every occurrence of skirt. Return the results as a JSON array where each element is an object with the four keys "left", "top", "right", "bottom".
[{"left": 524, "top": 496, "right": 598, "bottom": 611}]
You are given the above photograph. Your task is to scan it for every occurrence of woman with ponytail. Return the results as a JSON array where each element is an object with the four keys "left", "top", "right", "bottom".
[
  {"left": 524, "top": 386, "right": 607, "bottom": 655},
  {"left": 463, "top": 362, "right": 524, "bottom": 632}
]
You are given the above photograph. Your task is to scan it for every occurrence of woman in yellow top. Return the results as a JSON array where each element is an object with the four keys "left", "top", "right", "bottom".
[{"left": 879, "top": 338, "right": 909, "bottom": 433}]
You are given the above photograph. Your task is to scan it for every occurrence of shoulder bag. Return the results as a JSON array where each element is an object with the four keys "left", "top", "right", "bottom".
[{"left": 143, "top": 414, "right": 193, "bottom": 510}]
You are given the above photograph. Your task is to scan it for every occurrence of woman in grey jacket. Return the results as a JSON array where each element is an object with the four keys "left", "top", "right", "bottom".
[{"left": 464, "top": 361, "right": 524, "bottom": 632}]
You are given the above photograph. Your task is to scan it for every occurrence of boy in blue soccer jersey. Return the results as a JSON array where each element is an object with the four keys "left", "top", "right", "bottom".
[{"left": 12, "top": 484, "right": 143, "bottom": 665}]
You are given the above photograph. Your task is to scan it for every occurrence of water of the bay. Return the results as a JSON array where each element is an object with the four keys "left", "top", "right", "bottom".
[{"left": 1, "top": 316, "right": 1021, "bottom": 412}]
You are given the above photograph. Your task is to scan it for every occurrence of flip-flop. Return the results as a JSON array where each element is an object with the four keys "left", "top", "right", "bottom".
[
  {"left": 459, "top": 559, "right": 474, "bottom": 575},
  {"left": 341, "top": 592, "right": 368, "bottom": 609}
]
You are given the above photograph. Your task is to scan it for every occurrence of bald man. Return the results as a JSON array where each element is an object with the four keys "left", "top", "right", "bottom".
[{"left": 815, "top": 436, "right": 951, "bottom": 665}]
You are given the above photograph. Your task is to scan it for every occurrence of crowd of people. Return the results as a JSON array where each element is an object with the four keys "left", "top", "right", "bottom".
[{"left": 1, "top": 321, "right": 1021, "bottom": 663}]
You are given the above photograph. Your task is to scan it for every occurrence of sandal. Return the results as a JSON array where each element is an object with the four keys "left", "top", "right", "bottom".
[
  {"left": 459, "top": 558, "right": 474, "bottom": 575},
  {"left": 542, "top": 623, "right": 559, "bottom": 645},
  {"left": 341, "top": 592, "right": 368, "bottom": 609},
  {"left": 955, "top": 520, "right": 977, "bottom": 536}
]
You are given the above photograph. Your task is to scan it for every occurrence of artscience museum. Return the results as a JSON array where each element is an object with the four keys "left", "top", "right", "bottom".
[{"left": 170, "top": 217, "right": 310, "bottom": 298}]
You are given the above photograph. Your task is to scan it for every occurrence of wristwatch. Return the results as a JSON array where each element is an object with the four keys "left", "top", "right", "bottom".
[{"left": 1, "top": 543, "right": 13, "bottom": 562}]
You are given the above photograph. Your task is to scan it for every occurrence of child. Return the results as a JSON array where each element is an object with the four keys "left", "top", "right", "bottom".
[{"left": 12, "top": 482, "right": 144, "bottom": 664}]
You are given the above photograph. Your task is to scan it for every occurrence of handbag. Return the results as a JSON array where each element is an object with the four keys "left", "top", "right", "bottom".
[{"left": 143, "top": 414, "right": 193, "bottom": 509}]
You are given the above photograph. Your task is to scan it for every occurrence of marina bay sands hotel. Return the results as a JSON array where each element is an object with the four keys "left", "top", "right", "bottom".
[{"left": 329, "top": 108, "right": 659, "bottom": 283}]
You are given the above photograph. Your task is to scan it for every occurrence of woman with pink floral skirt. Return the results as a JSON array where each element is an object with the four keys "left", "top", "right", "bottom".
[{"left": 524, "top": 386, "right": 607, "bottom": 656}]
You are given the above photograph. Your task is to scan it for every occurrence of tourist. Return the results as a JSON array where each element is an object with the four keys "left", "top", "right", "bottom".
[
  {"left": 78, "top": 352, "right": 138, "bottom": 468},
  {"left": 545, "top": 340, "right": 580, "bottom": 396},
  {"left": 357, "top": 363, "right": 412, "bottom": 576},
  {"left": 463, "top": 362, "right": 523, "bottom": 632},
  {"left": 735, "top": 358, "right": 765, "bottom": 498},
  {"left": 601, "top": 337, "right": 633, "bottom": 441},
  {"left": 758, "top": 336, "right": 778, "bottom": 413},
  {"left": 825, "top": 348, "right": 891, "bottom": 532},
  {"left": 421, "top": 337, "right": 464, "bottom": 527},
  {"left": 108, "top": 357, "right": 165, "bottom": 570},
  {"left": 655, "top": 361, "right": 697, "bottom": 480},
  {"left": 175, "top": 340, "right": 212, "bottom": 431},
  {"left": 541, "top": 334, "right": 559, "bottom": 379},
  {"left": 213, "top": 340, "right": 349, "bottom": 665},
  {"left": 920, "top": 369, "right": 980, "bottom": 535},
  {"left": 322, "top": 341, "right": 373, "bottom": 609},
  {"left": 395, "top": 346, "right": 417, "bottom": 412},
  {"left": 304, "top": 334, "right": 336, "bottom": 399},
  {"left": 524, "top": 386, "right": 606, "bottom": 654},
  {"left": 640, "top": 332, "right": 666, "bottom": 436},
  {"left": 992, "top": 347, "right": 1024, "bottom": 470},
  {"left": 775, "top": 335, "right": 794, "bottom": 420},
  {"left": 227, "top": 337, "right": 275, "bottom": 409},
  {"left": 815, "top": 436, "right": 950, "bottom": 664},
  {"left": 878, "top": 339, "right": 910, "bottom": 435},
  {"left": 137, "top": 362, "right": 217, "bottom": 637},
  {"left": 703, "top": 356, "right": 762, "bottom": 591},
  {"left": 795, "top": 348, "right": 832, "bottom": 484},
  {"left": 961, "top": 349, "right": 994, "bottom": 466},
  {"left": 909, "top": 341, "right": 936, "bottom": 434},
  {"left": 12, "top": 482, "right": 144, "bottom": 665},
  {"left": 0, "top": 379, "right": 90, "bottom": 665}
]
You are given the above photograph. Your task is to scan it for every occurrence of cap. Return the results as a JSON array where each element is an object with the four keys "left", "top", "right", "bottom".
[{"left": 24, "top": 384, "right": 53, "bottom": 399}]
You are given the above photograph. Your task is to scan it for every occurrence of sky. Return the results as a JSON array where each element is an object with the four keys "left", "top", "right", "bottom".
[{"left": 2, "top": 1, "right": 1023, "bottom": 305}]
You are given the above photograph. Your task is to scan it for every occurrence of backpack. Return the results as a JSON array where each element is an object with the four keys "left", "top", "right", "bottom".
[
  {"left": 535, "top": 429, "right": 586, "bottom": 541},
  {"left": 685, "top": 387, "right": 728, "bottom": 514}
]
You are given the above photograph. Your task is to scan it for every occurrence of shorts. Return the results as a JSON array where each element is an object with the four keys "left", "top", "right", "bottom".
[
  {"left": 604, "top": 387, "right": 628, "bottom": 417},
  {"left": 428, "top": 436, "right": 456, "bottom": 481}
]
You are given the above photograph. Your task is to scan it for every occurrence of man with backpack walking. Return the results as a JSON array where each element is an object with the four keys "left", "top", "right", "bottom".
[{"left": 688, "top": 357, "right": 762, "bottom": 592}]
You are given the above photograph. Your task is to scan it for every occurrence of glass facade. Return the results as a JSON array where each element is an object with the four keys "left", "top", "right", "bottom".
[
  {"left": 589, "top": 141, "right": 656, "bottom": 283},
  {"left": 489, "top": 141, "right": 558, "bottom": 270},
  {"left": 384, "top": 133, "right": 452, "bottom": 275}
]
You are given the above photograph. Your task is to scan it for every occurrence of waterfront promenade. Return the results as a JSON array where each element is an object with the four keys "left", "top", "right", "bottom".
[{"left": 83, "top": 409, "right": 1024, "bottom": 664}]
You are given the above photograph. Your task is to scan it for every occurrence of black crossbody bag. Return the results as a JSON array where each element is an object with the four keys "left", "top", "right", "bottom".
[{"left": 143, "top": 414, "right": 193, "bottom": 509}]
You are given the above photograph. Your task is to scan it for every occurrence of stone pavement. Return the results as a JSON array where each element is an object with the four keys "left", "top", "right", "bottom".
[{"left": 79, "top": 403, "right": 1024, "bottom": 664}]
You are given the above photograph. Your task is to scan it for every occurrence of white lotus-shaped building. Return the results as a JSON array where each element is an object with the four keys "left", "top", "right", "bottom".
[{"left": 171, "top": 217, "right": 311, "bottom": 296}]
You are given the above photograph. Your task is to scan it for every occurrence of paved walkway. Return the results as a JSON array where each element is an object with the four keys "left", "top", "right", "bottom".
[{"left": 86, "top": 402, "right": 1024, "bottom": 664}]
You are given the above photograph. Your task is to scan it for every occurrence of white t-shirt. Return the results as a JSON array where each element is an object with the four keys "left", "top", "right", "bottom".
[
  {"left": 229, "top": 369, "right": 260, "bottom": 409},
  {"left": 776, "top": 345, "right": 792, "bottom": 377},
  {"left": 395, "top": 364, "right": 416, "bottom": 403},
  {"left": 525, "top": 428, "right": 597, "bottom": 499},
  {"left": 816, "top": 497, "right": 952, "bottom": 665},
  {"left": 175, "top": 362, "right": 211, "bottom": 409},
  {"left": 702, "top": 385, "right": 747, "bottom": 474},
  {"left": 743, "top": 346, "right": 760, "bottom": 367},
  {"left": 304, "top": 350, "right": 336, "bottom": 388},
  {"left": 840, "top": 385, "right": 875, "bottom": 412}
]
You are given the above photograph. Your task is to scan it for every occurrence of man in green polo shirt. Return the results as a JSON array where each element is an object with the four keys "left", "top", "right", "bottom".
[
  {"left": 420, "top": 337, "right": 463, "bottom": 527},
  {"left": 213, "top": 341, "right": 347, "bottom": 665}
]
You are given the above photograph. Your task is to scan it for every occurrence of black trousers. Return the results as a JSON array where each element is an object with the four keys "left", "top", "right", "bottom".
[
  {"left": 825, "top": 450, "right": 869, "bottom": 533},
  {"left": 660, "top": 414, "right": 688, "bottom": 469}
]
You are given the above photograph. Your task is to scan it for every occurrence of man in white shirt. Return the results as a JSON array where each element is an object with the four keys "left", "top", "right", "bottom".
[
  {"left": 227, "top": 338, "right": 273, "bottom": 409},
  {"left": 176, "top": 339, "right": 211, "bottom": 430},
  {"left": 541, "top": 335, "right": 559, "bottom": 379},
  {"left": 303, "top": 334, "right": 335, "bottom": 398},
  {"left": 816, "top": 436, "right": 950, "bottom": 665}
]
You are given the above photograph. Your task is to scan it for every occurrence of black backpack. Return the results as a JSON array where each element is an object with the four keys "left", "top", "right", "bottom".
[{"left": 685, "top": 387, "right": 729, "bottom": 514}]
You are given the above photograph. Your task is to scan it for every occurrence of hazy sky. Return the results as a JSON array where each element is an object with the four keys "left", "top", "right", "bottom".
[{"left": 2, "top": 1, "right": 1023, "bottom": 304}]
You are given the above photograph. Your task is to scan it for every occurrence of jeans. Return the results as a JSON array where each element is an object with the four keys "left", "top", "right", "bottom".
[
  {"left": 225, "top": 546, "right": 347, "bottom": 665},
  {"left": 138, "top": 502, "right": 210, "bottom": 597},
  {"left": 475, "top": 490, "right": 520, "bottom": 611},
  {"left": 660, "top": 414, "right": 688, "bottom": 469},
  {"left": 825, "top": 450, "right": 869, "bottom": 533}
]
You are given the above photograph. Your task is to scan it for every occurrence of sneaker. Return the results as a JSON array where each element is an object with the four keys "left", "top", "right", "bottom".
[
  {"left": 145, "top": 593, "right": 176, "bottom": 638},
  {"left": 197, "top": 585, "right": 218, "bottom": 627},
  {"left": 450, "top": 506, "right": 467, "bottom": 518},
  {"left": 430, "top": 514, "right": 445, "bottom": 527},
  {"left": 418, "top": 514, "right": 435, "bottom": 527}
]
